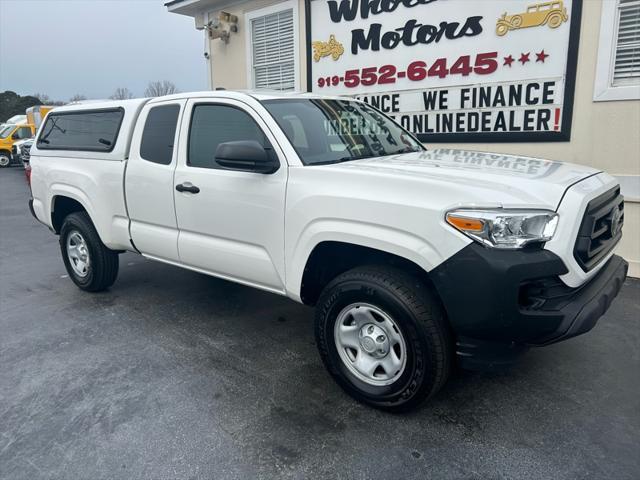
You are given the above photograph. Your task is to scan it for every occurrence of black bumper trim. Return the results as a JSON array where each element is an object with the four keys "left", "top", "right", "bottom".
[
  {"left": 528, "top": 254, "right": 627, "bottom": 346},
  {"left": 28, "top": 198, "right": 37, "bottom": 220},
  {"left": 430, "top": 243, "right": 628, "bottom": 368}
]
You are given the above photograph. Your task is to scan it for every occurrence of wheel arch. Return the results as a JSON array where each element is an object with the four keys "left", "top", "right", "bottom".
[
  {"left": 50, "top": 191, "right": 96, "bottom": 235},
  {"left": 287, "top": 219, "right": 461, "bottom": 304},
  {"left": 297, "top": 240, "right": 438, "bottom": 306}
]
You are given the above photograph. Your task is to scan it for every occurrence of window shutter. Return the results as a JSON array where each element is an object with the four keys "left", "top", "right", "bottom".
[
  {"left": 613, "top": 0, "right": 640, "bottom": 86},
  {"left": 251, "top": 9, "right": 295, "bottom": 91}
]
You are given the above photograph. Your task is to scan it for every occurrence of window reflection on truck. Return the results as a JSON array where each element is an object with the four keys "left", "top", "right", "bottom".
[
  {"left": 421, "top": 149, "right": 562, "bottom": 178},
  {"left": 321, "top": 102, "right": 399, "bottom": 156},
  {"left": 352, "top": 149, "right": 564, "bottom": 179}
]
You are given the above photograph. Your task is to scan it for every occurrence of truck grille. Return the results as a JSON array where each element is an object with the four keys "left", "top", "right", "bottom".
[
  {"left": 21, "top": 145, "right": 31, "bottom": 162},
  {"left": 574, "top": 186, "right": 624, "bottom": 271}
]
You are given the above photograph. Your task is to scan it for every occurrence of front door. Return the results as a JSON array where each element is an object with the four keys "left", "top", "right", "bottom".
[{"left": 173, "top": 98, "right": 288, "bottom": 294}]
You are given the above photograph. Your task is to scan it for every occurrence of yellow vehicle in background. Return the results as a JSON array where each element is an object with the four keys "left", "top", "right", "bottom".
[
  {"left": 496, "top": 1, "right": 569, "bottom": 36},
  {"left": 0, "top": 122, "right": 35, "bottom": 168},
  {"left": 0, "top": 106, "right": 54, "bottom": 167},
  {"left": 26, "top": 105, "right": 54, "bottom": 130}
]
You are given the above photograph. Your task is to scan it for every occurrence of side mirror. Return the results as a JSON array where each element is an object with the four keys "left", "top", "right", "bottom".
[
  {"left": 11, "top": 133, "right": 20, "bottom": 140},
  {"left": 214, "top": 140, "right": 279, "bottom": 174}
]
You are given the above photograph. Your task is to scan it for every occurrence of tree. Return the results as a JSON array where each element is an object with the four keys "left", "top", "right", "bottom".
[
  {"left": 32, "top": 93, "right": 65, "bottom": 106},
  {"left": 144, "top": 80, "right": 178, "bottom": 97},
  {"left": 32, "top": 92, "right": 52, "bottom": 104},
  {"left": 110, "top": 87, "right": 134, "bottom": 100},
  {"left": 69, "top": 94, "right": 87, "bottom": 103},
  {"left": 0, "top": 91, "right": 41, "bottom": 123}
]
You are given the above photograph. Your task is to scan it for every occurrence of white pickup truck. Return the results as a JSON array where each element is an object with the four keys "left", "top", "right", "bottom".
[{"left": 29, "top": 91, "right": 627, "bottom": 411}]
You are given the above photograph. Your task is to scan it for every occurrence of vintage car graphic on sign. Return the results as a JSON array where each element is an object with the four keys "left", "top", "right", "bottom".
[
  {"left": 496, "top": 1, "right": 569, "bottom": 36},
  {"left": 312, "top": 34, "right": 345, "bottom": 62}
]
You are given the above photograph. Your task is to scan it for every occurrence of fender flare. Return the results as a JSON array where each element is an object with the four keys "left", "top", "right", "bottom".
[
  {"left": 49, "top": 185, "right": 102, "bottom": 238},
  {"left": 286, "top": 218, "right": 451, "bottom": 301}
]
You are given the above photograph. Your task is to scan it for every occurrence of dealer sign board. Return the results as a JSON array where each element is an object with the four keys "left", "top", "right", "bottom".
[{"left": 306, "top": 0, "right": 582, "bottom": 142}]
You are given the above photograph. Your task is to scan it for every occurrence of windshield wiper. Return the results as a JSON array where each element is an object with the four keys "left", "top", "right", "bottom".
[
  {"left": 388, "top": 146, "right": 423, "bottom": 155},
  {"left": 334, "top": 154, "right": 377, "bottom": 164},
  {"left": 310, "top": 154, "right": 373, "bottom": 166}
]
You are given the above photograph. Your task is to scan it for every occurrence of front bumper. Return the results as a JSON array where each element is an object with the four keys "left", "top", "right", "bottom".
[
  {"left": 28, "top": 198, "right": 37, "bottom": 220},
  {"left": 430, "top": 244, "right": 628, "bottom": 369}
]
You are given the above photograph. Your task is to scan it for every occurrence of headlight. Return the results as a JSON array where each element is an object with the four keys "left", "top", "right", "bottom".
[{"left": 446, "top": 209, "right": 558, "bottom": 249}]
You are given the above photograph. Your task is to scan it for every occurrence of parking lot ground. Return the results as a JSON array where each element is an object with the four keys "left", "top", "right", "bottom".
[{"left": 1, "top": 166, "right": 639, "bottom": 480}]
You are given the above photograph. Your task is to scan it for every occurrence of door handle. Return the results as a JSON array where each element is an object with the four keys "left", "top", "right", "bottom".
[{"left": 175, "top": 183, "right": 200, "bottom": 194}]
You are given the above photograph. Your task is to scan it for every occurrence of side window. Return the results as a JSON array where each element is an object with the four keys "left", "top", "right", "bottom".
[
  {"left": 188, "top": 104, "right": 270, "bottom": 169},
  {"left": 140, "top": 105, "right": 180, "bottom": 165},
  {"left": 17, "top": 127, "right": 33, "bottom": 139},
  {"left": 37, "top": 109, "right": 123, "bottom": 151}
]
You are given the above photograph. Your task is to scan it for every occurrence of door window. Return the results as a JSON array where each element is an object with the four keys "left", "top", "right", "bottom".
[
  {"left": 140, "top": 104, "right": 180, "bottom": 165},
  {"left": 188, "top": 104, "right": 270, "bottom": 169},
  {"left": 16, "top": 127, "right": 33, "bottom": 139}
]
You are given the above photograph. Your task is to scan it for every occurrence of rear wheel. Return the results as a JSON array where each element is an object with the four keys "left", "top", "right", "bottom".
[
  {"left": 315, "top": 266, "right": 452, "bottom": 412},
  {"left": 547, "top": 13, "right": 563, "bottom": 28},
  {"left": 60, "top": 212, "right": 119, "bottom": 292}
]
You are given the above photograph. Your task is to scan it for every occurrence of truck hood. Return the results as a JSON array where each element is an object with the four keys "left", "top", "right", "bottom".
[{"left": 327, "top": 149, "right": 601, "bottom": 209}]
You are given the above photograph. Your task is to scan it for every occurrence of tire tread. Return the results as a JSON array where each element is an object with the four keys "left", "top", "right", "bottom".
[{"left": 60, "top": 212, "right": 119, "bottom": 292}]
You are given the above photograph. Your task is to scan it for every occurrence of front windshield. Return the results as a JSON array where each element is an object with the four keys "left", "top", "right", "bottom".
[
  {"left": 262, "top": 99, "right": 424, "bottom": 165},
  {"left": 0, "top": 125, "right": 15, "bottom": 139}
]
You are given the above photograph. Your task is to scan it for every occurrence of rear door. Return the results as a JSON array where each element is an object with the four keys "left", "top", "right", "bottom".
[
  {"left": 172, "top": 97, "right": 288, "bottom": 293},
  {"left": 125, "top": 100, "right": 185, "bottom": 261}
]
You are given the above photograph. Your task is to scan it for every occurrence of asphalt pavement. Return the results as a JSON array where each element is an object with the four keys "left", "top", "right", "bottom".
[{"left": 1, "top": 166, "right": 639, "bottom": 479}]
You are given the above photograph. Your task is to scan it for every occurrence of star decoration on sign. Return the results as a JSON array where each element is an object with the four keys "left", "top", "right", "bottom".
[
  {"left": 503, "top": 55, "right": 515, "bottom": 67},
  {"left": 536, "top": 50, "right": 550, "bottom": 62},
  {"left": 519, "top": 52, "right": 530, "bottom": 65}
]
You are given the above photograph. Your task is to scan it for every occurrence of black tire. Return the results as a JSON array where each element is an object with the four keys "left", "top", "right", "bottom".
[
  {"left": 315, "top": 265, "right": 452, "bottom": 412},
  {"left": 59, "top": 212, "right": 119, "bottom": 292},
  {"left": 0, "top": 151, "right": 11, "bottom": 168}
]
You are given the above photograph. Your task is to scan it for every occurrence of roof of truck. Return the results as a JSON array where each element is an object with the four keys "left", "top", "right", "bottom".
[
  {"left": 146, "top": 90, "right": 339, "bottom": 103},
  {"left": 49, "top": 98, "right": 149, "bottom": 113},
  {"left": 46, "top": 91, "right": 348, "bottom": 113}
]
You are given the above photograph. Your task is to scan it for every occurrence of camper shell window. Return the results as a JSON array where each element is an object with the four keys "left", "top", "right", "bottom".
[{"left": 37, "top": 108, "right": 124, "bottom": 152}]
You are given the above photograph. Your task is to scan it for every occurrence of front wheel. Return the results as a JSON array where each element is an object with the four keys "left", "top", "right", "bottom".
[
  {"left": 315, "top": 266, "right": 452, "bottom": 412},
  {"left": 0, "top": 152, "right": 11, "bottom": 168},
  {"left": 60, "top": 212, "right": 119, "bottom": 292}
]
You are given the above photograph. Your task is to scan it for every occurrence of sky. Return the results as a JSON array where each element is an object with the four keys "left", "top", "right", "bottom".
[{"left": 0, "top": 0, "right": 207, "bottom": 101}]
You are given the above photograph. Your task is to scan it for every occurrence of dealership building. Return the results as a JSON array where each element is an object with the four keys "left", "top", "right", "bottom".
[{"left": 167, "top": 0, "right": 640, "bottom": 277}]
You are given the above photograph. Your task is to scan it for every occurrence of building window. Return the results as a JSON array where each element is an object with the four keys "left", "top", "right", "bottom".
[
  {"left": 246, "top": 1, "right": 299, "bottom": 91},
  {"left": 594, "top": 0, "right": 640, "bottom": 101}
]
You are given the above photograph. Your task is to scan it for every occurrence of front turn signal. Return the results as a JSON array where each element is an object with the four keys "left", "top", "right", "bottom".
[{"left": 446, "top": 214, "right": 485, "bottom": 232}]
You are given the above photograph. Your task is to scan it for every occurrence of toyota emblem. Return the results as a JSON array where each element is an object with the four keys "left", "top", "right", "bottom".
[{"left": 610, "top": 207, "right": 623, "bottom": 236}]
